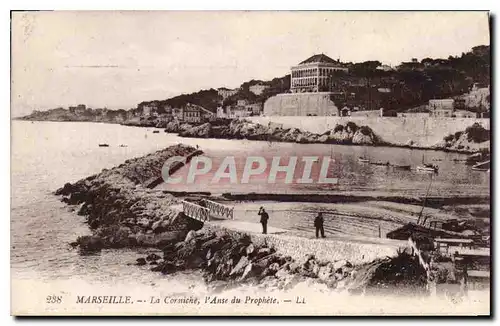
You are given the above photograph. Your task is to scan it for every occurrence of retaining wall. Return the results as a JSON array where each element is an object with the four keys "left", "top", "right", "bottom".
[{"left": 248, "top": 116, "right": 490, "bottom": 147}]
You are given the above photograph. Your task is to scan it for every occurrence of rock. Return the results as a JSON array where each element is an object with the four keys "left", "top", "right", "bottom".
[
  {"left": 326, "top": 279, "right": 338, "bottom": 289},
  {"left": 137, "top": 218, "right": 150, "bottom": 228},
  {"left": 245, "top": 243, "right": 255, "bottom": 256},
  {"left": 333, "top": 260, "right": 351, "bottom": 271},
  {"left": 317, "top": 264, "right": 334, "bottom": 282},
  {"left": 146, "top": 253, "right": 161, "bottom": 262},
  {"left": 55, "top": 182, "right": 75, "bottom": 196},
  {"left": 136, "top": 258, "right": 147, "bottom": 266},
  {"left": 77, "top": 235, "right": 104, "bottom": 252},
  {"left": 255, "top": 247, "right": 272, "bottom": 259},
  {"left": 288, "top": 262, "right": 300, "bottom": 273},
  {"left": 230, "top": 256, "right": 249, "bottom": 276},
  {"left": 154, "top": 231, "right": 186, "bottom": 247},
  {"left": 151, "top": 220, "right": 163, "bottom": 232},
  {"left": 184, "top": 230, "right": 196, "bottom": 243},
  {"left": 239, "top": 263, "right": 254, "bottom": 281},
  {"left": 275, "top": 267, "right": 290, "bottom": 280},
  {"left": 279, "top": 274, "right": 302, "bottom": 290}
]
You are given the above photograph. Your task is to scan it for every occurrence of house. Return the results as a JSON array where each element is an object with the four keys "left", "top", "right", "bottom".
[
  {"left": 226, "top": 106, "right": 252, "bottom": 119},
  {"left": 397, "top": 58, "right": 424, "bottom": 71},
  {"left": 172, "top": 108, "right": 184, "bottom": 121},
  {"left": 237, "top": 99, "right": 248, "bottom": 106},
  {"left": 249, "top": 84, "right": 269, "bottom": 95},
  {"left": 246, "top": 103, "right": 263, "bottom": 115},
  {"left": 376, "top": 64, "right": 394, "bottom": 72},
  {"left": 69, "top": 104, "right": 87, "bottom": 115},
  {"left": 217, "top": 87, "right": 239, "bottom": 100},
  {"left": 142, "top": 105, "right": 157, "bottom": 117},
  {"left": 182, "top": 103, "right": 215, "bottom": 123},
  {"left": 290, "top": 53, "right": 348, "bottom": 93},
  {"left": 454, "top": 110, "right": 478, "bottom": 118},
  {"left": 339, "top": 107, "right": 351, "bottom": 117},
  {"left": 216, "top": 106, "right": 226, "bottom": 119},
  {"left": 428, "top": 99, "right": 454, "bottom": 117}
]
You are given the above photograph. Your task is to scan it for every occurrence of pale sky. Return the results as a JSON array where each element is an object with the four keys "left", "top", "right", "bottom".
[{"left": 11, "top": 11, "right": 490, "bottom": 116}]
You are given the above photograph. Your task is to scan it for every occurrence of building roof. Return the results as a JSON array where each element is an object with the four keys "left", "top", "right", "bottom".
[{"left": 299, "top": 54, "right": 339, "bottom": 65}]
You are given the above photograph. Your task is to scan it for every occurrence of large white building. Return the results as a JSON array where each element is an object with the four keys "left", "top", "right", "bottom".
[{"left": 290, "top": 54, "right": 348, "bottom": 93}]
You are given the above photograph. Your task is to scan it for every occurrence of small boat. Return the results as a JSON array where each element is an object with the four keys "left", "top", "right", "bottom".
[
  {"left": 153, "top": 130, "right": 160, "bottom": 134},
  {"left": 98, "top": 144, "right": 109, "bottom": 147},
  {"left": 471, "top": 160, "right": 490, "bottom": 171},
  {"left": 119, "top": 144, "right": 128, "bottom": 148},
  {"left": 392, "top": 164, "right": 411, "bottom": 170},
  {"left": 416, "top": 164, "right": 438, "bottom": 173},
  {"left": 358, "top": 157, "right": 370, "bottom": 163},
  {"left": 370, "top": 161, "right": 390, "bottom": 166}
]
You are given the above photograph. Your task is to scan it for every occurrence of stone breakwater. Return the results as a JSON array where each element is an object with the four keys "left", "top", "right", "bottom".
[
  {"left": 55, "top": 144, "right": 203, "bottom": 250},
  {"left": 176, "top": 119, "right": 382, "bottom": 146}
]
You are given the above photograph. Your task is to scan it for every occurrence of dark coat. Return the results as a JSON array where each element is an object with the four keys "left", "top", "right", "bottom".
[
  {"left": 259, "top": 211, "right": 269, "bottom": 223},
  {"left": 314, "top": 215, "right": 324, "bottom": 227}
]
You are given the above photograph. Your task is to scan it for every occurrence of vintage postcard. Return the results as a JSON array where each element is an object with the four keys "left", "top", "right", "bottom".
[{"left": 11, "top": 11, "right": 491, "bottom": 316}]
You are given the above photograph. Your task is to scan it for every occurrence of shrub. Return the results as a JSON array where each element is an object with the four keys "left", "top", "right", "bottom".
[
  {"left": 454, "top": 131, "right": 463, "bottom": 140},
  {"left": 359, "top": 126, "right": 372, "bottom": 136},
  {"left": 465, "top": 123, "right": 490, "bottom": 143},
  {"left": 333, "top": 124, "right": 344, "bottom": 133},
  {"left": 444, "top": 134, "right": 454, "bottom": 142},
  {"left": 346, "top": 121, "right": 358, "bottom": 133}
]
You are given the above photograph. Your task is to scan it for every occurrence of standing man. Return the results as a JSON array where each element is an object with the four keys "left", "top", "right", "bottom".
[
  {"left": 314, "top": 212, "right": 326, "bottom": 238},
  {"left": 258, "top": 207, "right": 269, "bottom": 234}
]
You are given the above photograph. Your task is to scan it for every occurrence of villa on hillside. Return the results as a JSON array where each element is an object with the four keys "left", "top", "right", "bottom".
[
  {"left": 217, "top": 87, "right": 239, "bottom": 100},
  {"left": 249, "top": 84, "right": 269, "bottom": 95},
  {"left": 290, "top": 54, "right": 348, "bottom": 93},
  {"left": 263, "top": 53, "right": 346, "bottom": 116}
]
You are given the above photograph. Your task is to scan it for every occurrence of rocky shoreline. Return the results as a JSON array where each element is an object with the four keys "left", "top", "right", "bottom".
[
  {"left": 55, "top": 143, "right": 429, "bottom": 295},
  {"left": 175, "top": 119, "right": 383, "bottom": 146},
  {"left": 172, "top": 119, "right": 490, "bottom": 154}
]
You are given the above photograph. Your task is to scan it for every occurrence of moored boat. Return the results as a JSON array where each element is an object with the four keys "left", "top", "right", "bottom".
[
  {"left": 369, "top": 161, "right": 390, "bottom": 166},
  {"left": 416, "top": 164, "right": 438, "bottom": 173},
  {"left": 358, "top": 157, "right": 370, "bottom": 163},
  {"left": 98, "top": 144, "right": 109, "bottom": 147},
  {"left": 392, "top": 164, "right": 411, "bottom": 170},
  {"left": 471, "top": 160, "right": 490, "bottom": 171}
]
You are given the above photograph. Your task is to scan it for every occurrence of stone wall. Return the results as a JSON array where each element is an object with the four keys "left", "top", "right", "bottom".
[
  {"left": 263, "top": 92, "right": 339, "bottom": 116},
  {"left": 204, "top": 223, "right": 405, "bottom": 265},
  {"left": 247, "top": 116, "right": 490, "bottom": 147}
]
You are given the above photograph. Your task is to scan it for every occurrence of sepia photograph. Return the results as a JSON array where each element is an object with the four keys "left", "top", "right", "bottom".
[{"left": 10, "top": 10, "right": 491, "bottom": 316}]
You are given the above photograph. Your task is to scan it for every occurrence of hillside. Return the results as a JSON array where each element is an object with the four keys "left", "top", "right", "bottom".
[{"left": 18, "top": 45, "right": 489, "bottom": 121}]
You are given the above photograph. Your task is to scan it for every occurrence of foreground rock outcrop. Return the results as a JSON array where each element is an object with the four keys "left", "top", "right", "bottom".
[
  {"left": 138, "top": 227, "right": 428, "bottom": 294},
  {"left": 439, "top": 122, "right": 490, "bottom": 153},
  {"left": 56, "top": 144, "right": 203, "bottom": 251}
]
